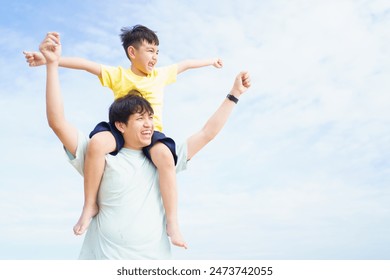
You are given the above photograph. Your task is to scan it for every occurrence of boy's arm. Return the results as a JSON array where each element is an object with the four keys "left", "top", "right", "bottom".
[
  {"left": 176, "top": 58, "right": 223, "bottom": 74},
  {"left": 41, "top": 32, "right": 79, "bottom": 156},
  {"left": 186, "top": 71, "right": 251, "bottom": 160},
  {"left": 59, "top": 57, "right": 101, "bottom": 76},
  {"left": 24, "top": 51, "right": 101, "bottom": 76}
]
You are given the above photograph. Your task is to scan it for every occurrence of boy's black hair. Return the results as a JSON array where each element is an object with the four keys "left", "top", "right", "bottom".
[
  {"left": 120, "top": 25, "right": 159, "bottom": 59},
  {"left": 109, "top": 90, "right": 154, "bottom": 125}
]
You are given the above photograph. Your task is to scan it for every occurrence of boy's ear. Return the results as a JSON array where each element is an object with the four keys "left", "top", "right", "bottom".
[{"left": 127, "top": 46, "right": 136, "bottom": 59}]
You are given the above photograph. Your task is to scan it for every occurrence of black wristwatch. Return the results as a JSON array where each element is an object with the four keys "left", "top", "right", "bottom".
[{"left": 226, "top": 94, "right": 239, "bottom": 104}]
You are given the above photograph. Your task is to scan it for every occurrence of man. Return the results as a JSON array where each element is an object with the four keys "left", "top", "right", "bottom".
[{"left": 41, "top": 32, "right": 251, "bottom": 259}]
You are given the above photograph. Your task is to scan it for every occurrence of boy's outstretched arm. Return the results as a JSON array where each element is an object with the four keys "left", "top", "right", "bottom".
[
  {"left": 41, "top": 32, "right": 78, "bottom": 156},
  {"left": 177, "top": 58, "right": 223, "bottom": 74},
  {"left": 24, "top": 33, "right": 101, "bottom": 76},
  {"left": 24, "top": 51, "right": 101, "bottom": 76},
  {"left": 186, "top": 71, "right": 251, "bottom": 160}
]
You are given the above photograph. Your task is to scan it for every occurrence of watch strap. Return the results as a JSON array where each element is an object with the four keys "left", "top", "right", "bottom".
[{"left": 226, "top": 94, "right": 239, "bottom": 104}]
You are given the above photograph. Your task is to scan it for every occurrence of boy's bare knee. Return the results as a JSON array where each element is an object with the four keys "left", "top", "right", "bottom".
[
  {"left": 150, "top": 143, "right": 175, "bottom": 168},
  {"left": 88, "top": 132, "right": 116, "bottom": 155}
]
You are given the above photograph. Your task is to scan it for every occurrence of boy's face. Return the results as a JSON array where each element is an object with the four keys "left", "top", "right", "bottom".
[
  {"left": 118, "top": 111, "right": 154, "bottom": 150},
  {"left": 129, "top": 40, "right": 159, "bottom": 76}
]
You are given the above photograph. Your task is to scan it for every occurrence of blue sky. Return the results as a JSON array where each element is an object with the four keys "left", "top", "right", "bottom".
[{"left": 0, "top": 0, "right": 389, "bottom": 260}]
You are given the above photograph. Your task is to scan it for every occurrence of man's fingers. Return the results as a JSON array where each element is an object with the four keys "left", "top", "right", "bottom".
[
  {"left": 239, "top": 72, "right": 251, "bottom": 88},
  {"left": 47, "top": 31, "right": 60, "bottom": 36},
  {"left": 41, "top": 32, "right": 60, "bottom": 48},
  {"left": 46, "top": 32, "right": 60, "bottom": 44}
]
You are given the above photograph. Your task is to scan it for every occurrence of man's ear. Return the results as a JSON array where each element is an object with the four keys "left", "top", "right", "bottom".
[
  {"left": 114, "top": 122, "right": 125, "bottom": 133},
  {"left": 127, "top": 46, "right": 136, "bottom": 59}
]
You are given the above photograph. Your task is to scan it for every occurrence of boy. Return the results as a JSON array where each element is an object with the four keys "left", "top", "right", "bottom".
[{"left": 24, "top": 25, "right": 222, "bottom": 249}]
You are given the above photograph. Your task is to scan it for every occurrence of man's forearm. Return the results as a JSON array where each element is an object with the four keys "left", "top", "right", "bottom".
[
  {"left": 186, "top": 71, "right": 249, "bottom": 160},
  {"left": 201, "top": 97, "right": 237, "bottom": 141},
  {"left": 186, "top": 94, "right": 238, "bottom": 160},
  {"left": 46, "top": 62, "right": 64, "bottom": 129},
  {"left": 45, "top": 61, "right": 78, "bottom": 156}
]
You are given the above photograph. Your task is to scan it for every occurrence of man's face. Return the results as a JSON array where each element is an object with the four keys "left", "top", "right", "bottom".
[
  {"left": 120, "top": 111, "right": 154, "bottom": 150},
  {"left": 130, "top": 40, "right": 159, "bottom": 76}
]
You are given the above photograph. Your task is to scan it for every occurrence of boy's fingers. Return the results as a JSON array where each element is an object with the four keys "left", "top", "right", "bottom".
[{"left": 23, "top": 51, "right": 31, "bottom": 58}]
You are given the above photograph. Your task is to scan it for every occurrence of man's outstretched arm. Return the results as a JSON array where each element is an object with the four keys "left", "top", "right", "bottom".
[
  {"left": 41, "top": 32, "right": 79, "bottom": 156},
  {"left": 186, "top": 71, "right": 251, "bottom": 160}
]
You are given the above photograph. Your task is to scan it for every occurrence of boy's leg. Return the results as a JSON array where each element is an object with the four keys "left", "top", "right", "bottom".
[
  {"left": 73, "top": 131, "right": 116, "bottom": 235},
  {"left": 149, "top": 142, "right": 187, "bottom": 249}
]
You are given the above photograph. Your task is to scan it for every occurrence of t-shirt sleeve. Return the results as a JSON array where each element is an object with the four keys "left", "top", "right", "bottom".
[
  {"left": 64, "top": 130, "right": 89, "bottom": 176},
  {"left": 99, "top": 65, "right": 121, "bottom": 91},
  {"left": 175, "top": 142, "right": 188, "bottom": 173},
  {"left": 159, "top": 64, "right": 178, "bottom": 85}
]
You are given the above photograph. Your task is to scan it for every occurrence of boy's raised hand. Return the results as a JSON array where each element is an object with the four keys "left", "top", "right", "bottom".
[
  {"left": 213, "top": 58, "right": 223, "bottom": 68},
  {"left": 39, "top": 32, "right": 61, "bottom": 64},
  {"left": 23, "top": 51, "right": 46, "bottom": 67}
]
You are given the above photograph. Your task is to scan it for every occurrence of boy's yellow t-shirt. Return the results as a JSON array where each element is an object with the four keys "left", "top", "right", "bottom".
[{"left": 99, "top": 64, "right": 178, "bottom": 132}]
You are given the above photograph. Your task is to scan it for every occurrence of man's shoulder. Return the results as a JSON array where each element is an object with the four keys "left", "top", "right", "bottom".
[
  {"left": 64, "top": 130, "right": 89, "bottom": 176},
  {"left": 175, "top": 141, "right": 188, "bottom": 173}
]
